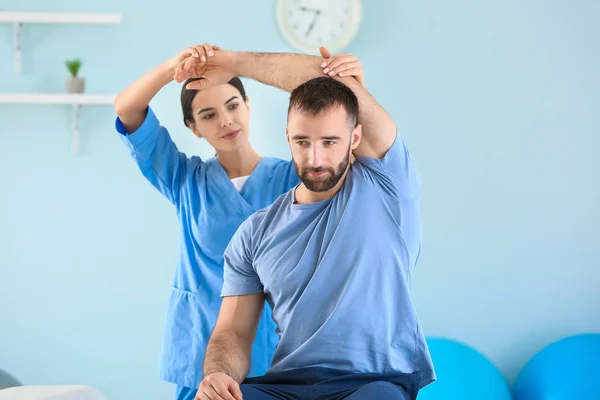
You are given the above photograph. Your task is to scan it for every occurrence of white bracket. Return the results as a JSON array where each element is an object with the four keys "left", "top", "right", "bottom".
[
  {"left": 1, "top": 12, "right": 123, "bottom": 75},
  {"left": 14, "top": 22, "right": 22, "bottom": 75},
  {"left": 0, "top": 93, "right": 115, "bottom": 156},
  {"left": 71, "top": 104, "right": 82, "bottom": 155}
]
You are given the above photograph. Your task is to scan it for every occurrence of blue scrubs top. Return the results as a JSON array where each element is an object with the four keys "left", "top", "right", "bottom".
[{"left": 116, "top": 107, "right": 299, "bottom": 388}]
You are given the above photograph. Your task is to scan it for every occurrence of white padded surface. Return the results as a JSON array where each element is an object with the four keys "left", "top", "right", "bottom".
[{"left": 0, "top": 385, "right": 106, "bottom": 400}]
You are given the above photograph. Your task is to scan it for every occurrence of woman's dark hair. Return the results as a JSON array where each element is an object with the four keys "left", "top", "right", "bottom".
[{"left": 180, "top": 77, "right": 247, "bottom": 127}]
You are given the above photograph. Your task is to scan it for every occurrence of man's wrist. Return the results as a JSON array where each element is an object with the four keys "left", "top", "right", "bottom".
[{"left": 232, "top": 51, "right": 249, "bottom": 77}]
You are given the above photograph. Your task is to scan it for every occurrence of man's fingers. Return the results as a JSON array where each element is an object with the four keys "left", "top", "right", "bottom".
[
  {"left": 194, "top": 389, "right": 210, "bottom": 400},
  {"left": 201, "top": 386, "right": 226, "bottom": 400},
  {"left": 214, "top": 381, "right": 236, "bottom": 400},
  {"left": 229, "top": 381, "right": 243, "bottom": 400},
  {"left": 186, "top": 77, "right": 213, "bottom": 90},
  {"left": 186, "top": 80, "right": 202, "bottom": 90}
]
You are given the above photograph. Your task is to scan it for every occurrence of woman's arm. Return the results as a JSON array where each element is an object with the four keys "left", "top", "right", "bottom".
[{"left": 115, "top": 43, "right": 217, "bottom": 133}]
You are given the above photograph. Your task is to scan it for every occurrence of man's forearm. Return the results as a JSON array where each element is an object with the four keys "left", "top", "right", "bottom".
[
  {"left": 233, "top": 52, "right": 324, "bottom": 93},
  {"left": 231, "top": 51, "right": 392, "bottom": 131},
  {"left": 203, "top": 330, "right": 251, "bottom": 384},
  {"left": 232, "top": 51, "right": 396, "bottom": 157}
]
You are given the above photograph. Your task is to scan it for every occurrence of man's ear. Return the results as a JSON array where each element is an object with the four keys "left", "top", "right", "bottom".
[{"left": 351, "top": 124, "right": 362, "bottom": 150}]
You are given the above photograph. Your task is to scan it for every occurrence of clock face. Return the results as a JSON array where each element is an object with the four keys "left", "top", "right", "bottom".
[{"left": 277, "top": 0, "right": 362, "bottom": 54}]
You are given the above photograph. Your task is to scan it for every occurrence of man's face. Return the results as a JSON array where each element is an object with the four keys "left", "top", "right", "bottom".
[{"left": 287, "top": 106, "right": 360, "bottom": 193}]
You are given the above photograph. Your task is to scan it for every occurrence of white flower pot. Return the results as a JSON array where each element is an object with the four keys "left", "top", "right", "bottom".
[{"left": 66, "top": 77, "right": 85, "bottom": 94}]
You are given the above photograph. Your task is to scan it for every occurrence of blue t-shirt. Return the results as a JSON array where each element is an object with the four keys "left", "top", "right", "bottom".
[
  {"left": 116, "top": 107, "right": 299, "bottom": 388},
  {"left": 222, "top": 133, "right": 435, "bottom": 390}
]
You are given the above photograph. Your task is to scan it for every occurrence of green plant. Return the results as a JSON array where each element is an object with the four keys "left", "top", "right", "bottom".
[{"left": 65, "top": 58, "right": 83, "bottom": 77}]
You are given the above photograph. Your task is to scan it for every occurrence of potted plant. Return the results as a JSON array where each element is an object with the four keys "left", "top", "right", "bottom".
[{"left": 65, "top": 58, "right": 84, "bottom": 94}]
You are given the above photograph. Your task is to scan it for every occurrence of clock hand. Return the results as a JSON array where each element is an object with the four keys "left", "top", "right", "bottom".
[
  {"left": 304, "top": 9, "right": 321, "bottom": 37},
  {"left": 305, "top": 12, "right": 320, "bottom": 37},
  {"left": 299, "top": 6, "right": 321, "bottom": 14}
]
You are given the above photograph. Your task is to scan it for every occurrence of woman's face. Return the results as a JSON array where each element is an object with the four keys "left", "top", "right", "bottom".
[{"left": 186, "top": 83, "right": 251, "bottom": 152}]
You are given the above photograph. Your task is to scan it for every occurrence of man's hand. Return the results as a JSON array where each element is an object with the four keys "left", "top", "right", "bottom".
[
  {"left": 174, "top": 48, "right": 237, "bottom": 90},
  {"left": 195, "top": 372, "right": 243, "bottom": 400},
  {"left": 319, "top": 47, "right": 365, "bottom": 88}
]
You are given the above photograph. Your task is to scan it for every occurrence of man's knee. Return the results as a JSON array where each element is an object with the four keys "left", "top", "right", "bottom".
[{"left": 347, "top": 381, "right": 408, "bottom": 399}]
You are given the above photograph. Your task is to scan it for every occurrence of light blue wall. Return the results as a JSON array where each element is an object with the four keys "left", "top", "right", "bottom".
[{"left": 1, "top": 0, "right": 598, "bottom": 398}]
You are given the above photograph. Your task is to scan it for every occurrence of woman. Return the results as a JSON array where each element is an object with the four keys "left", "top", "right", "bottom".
[{"left": 113, "top": 43, "right": 363, "bottom": 400}]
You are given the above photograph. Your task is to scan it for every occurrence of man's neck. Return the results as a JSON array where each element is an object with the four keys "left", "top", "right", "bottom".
[
  {"left": 216, "top": 146, "right": 261, "bottom": 179},
  {"left": 294, "top": 172, "right": 349, "bottom": 204}
]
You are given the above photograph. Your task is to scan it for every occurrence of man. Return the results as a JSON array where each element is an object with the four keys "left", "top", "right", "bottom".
[{"left": 176, "top": 48, "right": 435, "bottom": 400}]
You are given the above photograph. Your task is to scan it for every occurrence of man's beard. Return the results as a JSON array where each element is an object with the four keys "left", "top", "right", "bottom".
[{"left": 293, "top": 151, "right": 350, "bottom": 193}]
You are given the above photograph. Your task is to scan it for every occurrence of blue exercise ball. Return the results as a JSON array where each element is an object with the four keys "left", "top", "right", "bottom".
[
  {"left": 0, "top": 369, "right": 21, "bottom": 390},
  {"left": 513, "top": 333, "right": 600, "bottom": 400},
  {"left": 417, "top": 337, "right": 511, "bottom": 400}
]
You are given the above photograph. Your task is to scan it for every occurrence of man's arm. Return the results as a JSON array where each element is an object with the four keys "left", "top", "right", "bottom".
[
  {"left": 233, "top": 52, "right": 320, "bottom": 93},
  {"left": 203, "top": 293, "right": 265, "bottom": 383},
  {"left": 232, "top": 51, "right": 396, "bottom": 159},
  {"left": 176, "top": 49, "right": 396, "bottom": 159},
  {"left": 196, "top": 215, "right": 265, "bottom": 400},
  {"left": 334, "top": 74, "right": 397, "bottom": 159}
]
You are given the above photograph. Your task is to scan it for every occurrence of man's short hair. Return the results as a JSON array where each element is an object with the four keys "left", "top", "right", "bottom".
[{"left": 288, "top": 77, "right": 359, "bottom": 128}]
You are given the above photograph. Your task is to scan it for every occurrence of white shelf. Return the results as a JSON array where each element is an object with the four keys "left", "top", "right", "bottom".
[
  {"left": 0, "top": 93, "right": 114, "bottom": 104},
  {"left": 0, "top": 11, "right": 122, "bottom": 75},
  {"left": 0, "top": 93, "right": 115, "bottom": 156},
  {"left": 0, "top": 11, "right": 122, "bottom": 155},
  {"left": 0, "top": 12, "right": 122, "bottom": 24}
]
